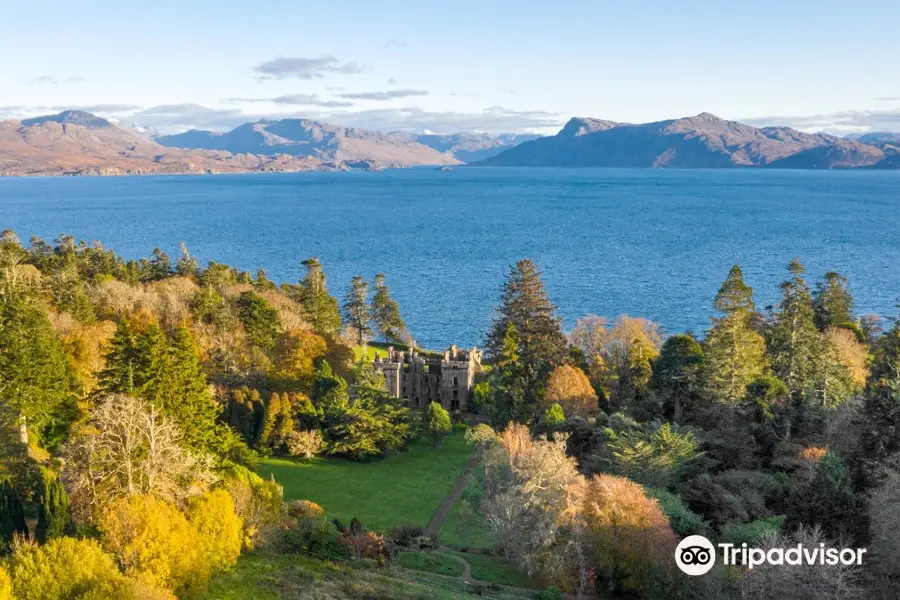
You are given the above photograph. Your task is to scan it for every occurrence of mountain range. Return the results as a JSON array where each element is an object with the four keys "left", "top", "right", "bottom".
[
  {"left": 2, "top": 110, "right": 899, "bottom": 176},
  {"left": 477, "top": 113, "right": 900, "bottom": 169}
]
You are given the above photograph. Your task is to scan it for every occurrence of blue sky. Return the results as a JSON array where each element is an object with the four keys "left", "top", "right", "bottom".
[{"left": 2, "top": 0, "right": 899, "bottom": 134}]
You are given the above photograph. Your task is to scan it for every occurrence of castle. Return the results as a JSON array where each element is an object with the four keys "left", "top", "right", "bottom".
[{"left": 373, "top": 345, "right": 483, "bottom": 411}]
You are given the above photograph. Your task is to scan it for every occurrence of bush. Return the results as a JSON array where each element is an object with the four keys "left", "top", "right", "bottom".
[
  {"left": 0, "top": 567, "right": 11, "bottom": 600},
  {"left": 645, "top": 487, "right": 710, "bottom": 538},
  {"left": 5, "top": 537, "right": 171, "bottom": 600},
  {"left": 388, "top": 523, "right": 424, "bottom": 547},
  {"left": 100, "top": 495, "right": 208, "bottom": 597},
  {"left": 188, "top": 489, "right": 243, "bottom": 573},
  {"left": 286, "top": 430, "right": 323, "bottom": 459},
  {"left": 720, "top": 516, "right": 784, "bottom": 547},
  {"left": 538, "top": 586, "right": 563, "bottom": 600},
  {"left": 287, "top": 500, "right": 325, "bottom": 520},
  {"left": 224, "top": 465, "right": 283, "bottom": 549},
  {"left": 283, "top": 517, "right": 348, "bottom": 560}
]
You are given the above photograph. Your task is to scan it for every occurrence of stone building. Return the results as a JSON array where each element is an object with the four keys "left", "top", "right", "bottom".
[{"left": 373, "top": 345, "right": 483, "bottom": 411}]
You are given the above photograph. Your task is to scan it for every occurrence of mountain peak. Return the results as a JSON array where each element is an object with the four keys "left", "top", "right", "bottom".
[
  {"left": 559, "top": 117, "right": 620, "bottom": 137},
  {"left": 21, "top": 110, "right": 112, "bottom": 129}
]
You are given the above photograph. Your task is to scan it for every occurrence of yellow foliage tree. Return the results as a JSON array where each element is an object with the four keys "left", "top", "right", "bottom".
[
  {"left": 545, "top": 364, "right": 598, "bottom": 416},
  {"left": 272, "top": 329, "right": 328, "bottom": 388},
  {"left": 5, "top": 537, "right": 172, "bottom": 600},
  {"left": 0, "top": 566, "right": 11, "bottom": 600},
  {"left": 188, "top": 489, "right": 244, "bottom": 573},
  {"left": 825, "top": 327, "right": 869, "bottom": 390},
  {"left": 101, "top": 495, "right": 208, "bottom": 597},
  {"left": 582, "top": 474, "right": 677, "bottom": 595}
]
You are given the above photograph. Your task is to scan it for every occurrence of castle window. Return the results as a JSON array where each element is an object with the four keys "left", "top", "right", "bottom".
[
  {"left": 453, "top": 376, "right": 459, "bottom": 386},
  {"left": 451, "top": 389, "right": 460, "bottom": 410}
]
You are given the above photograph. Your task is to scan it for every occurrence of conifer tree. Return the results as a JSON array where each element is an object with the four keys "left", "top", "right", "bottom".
[
  {"left": 424, "top": 402, "right": 452, "bottom": 447},
  {"left": 486, "top": 260, "right": 567, "bottom": 413},
  {"left": 35, "top": 471, "right": 73, "bottom": 543},
  {"left": 234, "top": 291, "right": 280, "bottom": 350},
  {"left": 297, "top": 258, "right": 342, "bottom": 335},
  {"left": 0, "top": 480, "right": 26, "bottom": 553},
  {"left": 703, "top": 265, "right": 768, "bottom": 404},
  {"left": 256, "top": 393, "right": 281, "bottom": 450},
  {"left": 371, "top": 273, "right": 405, "bottom": 342},
  {"left": 814, "top": 271, "right": 855, "bottom": 331},
  {"left": 651, "top": 334, "right": 705, "bottom": 423},
  {"left": 768, "top": 259, "right": 823, "bottom": 402},
  {"left": 175, "top": 242, "right": 199, "bottom": 277},
  {"left": 342, "top": 275, "right": 372, "bottom": 345}
]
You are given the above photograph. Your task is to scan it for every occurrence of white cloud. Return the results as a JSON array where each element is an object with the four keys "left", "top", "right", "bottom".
[{"left": 253, "top": 56, "right": 365, "bottom": 80}]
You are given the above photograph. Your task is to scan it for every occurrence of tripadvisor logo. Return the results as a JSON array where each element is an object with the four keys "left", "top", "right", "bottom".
[{"left": 674, "top": 535, "right": 868, "bottom": 576}]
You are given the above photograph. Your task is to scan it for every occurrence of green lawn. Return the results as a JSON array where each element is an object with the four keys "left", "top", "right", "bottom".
[
  {"left": 398, "top": 551, "right": 465, "bottom": 577},
  {"left": 438, "top": 496, "right": 494, "bottom": 549},
  {"left": 203, "top": 551, "right": 531, "bottom": 600},
  {"left": 450, "top": 552, "right": 541, "bottom": 589},
  {"left": 259, "top": 430, "right": 474, "bottom": 533}
]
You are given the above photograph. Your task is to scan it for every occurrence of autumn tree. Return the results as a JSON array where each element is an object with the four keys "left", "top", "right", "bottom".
[
  {"left": 371, "top": 273, "right": 405, "bottom": 342},
  {"left": 545, "top": 364, "right": 597, "bottom": 417},
  {"left": 703, "top": 265, "right": 768, "bottom": 404},
  {"left": 294, "top": 258, "right": 342, "bottom": 335},
  {"left": 271, "top": 329, "right": 328, "bottom": 391},
  {"left": 342, "top": 275, "right": 372, "bottom": 345},
  {"left": 600, "top": 316, "right": 661, "bottom": 409},
  {"left": 486, "top": 260, "right": 567, "bottom": 416}
]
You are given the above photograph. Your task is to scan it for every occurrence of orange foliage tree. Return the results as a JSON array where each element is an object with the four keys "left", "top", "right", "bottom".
[{"left": 545, "top": 364, "right": 598, "bottom": 417}]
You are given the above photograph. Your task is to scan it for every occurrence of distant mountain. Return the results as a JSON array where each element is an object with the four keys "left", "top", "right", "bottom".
[
  {"left": 477, "top": 113, "right": 894, "bottom": 169},
  {"left": 0, "top": 111, "right": 336, "bottom": 176},
  {"left": 156, "top": 119, "right": 460, "bottom": 167},
  {"left": 399, "top": 132, "right": 542, "bottom": 162},
  {"left": 850, "top": 131, "right": 900, "bottom": 145}
]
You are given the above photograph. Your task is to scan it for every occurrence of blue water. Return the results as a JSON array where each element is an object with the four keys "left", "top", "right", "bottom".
[{"left": 1, "top": 168, "right": 899, "bottom": 348}]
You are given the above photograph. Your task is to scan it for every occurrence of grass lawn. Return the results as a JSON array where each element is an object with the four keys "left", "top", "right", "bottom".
[
  {"left": 398, "top": 551, "right": 465, "bottom": 577},
  {"left": 203, "top": 551, "right": 532, "bottom": 600},
  {"left": 438, "top": 496, "right": 494, "bottom": 549},
  {"left": 259, "top": 429, "right": 474, "bottom": 533},
  {"left": 450, "top": 552, "right": 541, "bottom": 589}
]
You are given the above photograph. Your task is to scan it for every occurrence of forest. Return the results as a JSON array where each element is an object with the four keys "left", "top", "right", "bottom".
[{"left": 1, "top": 229, "right": 899, "bottom": 600}]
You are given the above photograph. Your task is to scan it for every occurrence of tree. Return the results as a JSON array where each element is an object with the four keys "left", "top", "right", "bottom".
[
  {"left": 234, "top": 291, "right": 280, "bottom": 350},
  {"left": 370, "top": 273, "right": 406, "bottom": 342},
  {"left": 768, "top": 259, "right": 823, "bottom": 405},
  {"left": 0, "top": 290, "right": 75, "bottom": 448},
  {"left": 486, "top": 260, "right": 567, "bottom": 415},
  {"left": 813, "top": 271, "right": 854, "bottom": 331},
  {"left": 62, "top": 395, "right": 216, "bottom": 524},
  {"left": 175, "top": 242, "right": 199, "bottom": 278},
  {"left": 295, "top": 258, "right": 342, "bottom": 335},
  {"left": 35, "top": 472, "right": 73, "bottom": 543},
  {"left": 0, "top": 479, "right": 27, "bottom": 553},
  {"left": 599, "top": 316, "right": 661, "bottom": 408},
  {"left": 424, "top": 402, "right": 452, "bottom": 447},
  {"left": 545, "top": 364, "right": 597, "bottom": 417},
  {"left": 271, "top": 329, "right": 328, "bottom": 390},
  {"left": 703, "top": 265, "right": 768, "bottom": 404},
  {"left": 187, "top": 489, "right": 243, "bottom": 573},
  {"left": 342, "top": 275, "right": 372, "bottom": 345},
  {"left": 651, "top": 334, "right": 705, "bottom": 423}
]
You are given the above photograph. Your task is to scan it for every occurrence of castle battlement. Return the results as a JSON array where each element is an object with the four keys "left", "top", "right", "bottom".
[{"left": 373, "top": 345, "right": 483, "bottom": 411}]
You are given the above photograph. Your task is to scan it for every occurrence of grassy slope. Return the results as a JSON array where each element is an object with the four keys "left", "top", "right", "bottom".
[
  {"left": 202, "top": 552, "right": 532, "bottom": 600},
  {"left": 438, "top": 496, "right": 494, "bottom": 549},
  {"left": 450, "top": 552, "right": 541, "bottom": 589},
  {"left": 259, "top": 430, "right": 474, "bottom": 532},
  {"left": 398, "top": 551, "right": 465, "bottom": 577}
]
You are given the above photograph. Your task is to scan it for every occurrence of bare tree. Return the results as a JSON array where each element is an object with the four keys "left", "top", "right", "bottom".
[{"left": 62, "top": 394, "right": 216, "bottom": 523}]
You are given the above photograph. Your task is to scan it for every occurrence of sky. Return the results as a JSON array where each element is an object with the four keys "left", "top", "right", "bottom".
[{"left": 2, "top": 0, "right": 899, "bottom": 135}]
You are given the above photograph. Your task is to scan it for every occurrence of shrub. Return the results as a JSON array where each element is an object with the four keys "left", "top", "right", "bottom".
[
  {"left": 287, "top": 499, "right": 325, "bottom": 520},
  {"left": 0, "top": 567, "right": 11, "bottom": 600},
  {"left": 188, "top": 489, "right": 243, "bottom": 573},
  {"left": 224, "top": 465, "right": 283, "bottom": 549},
  {"left": 720, "top": 516, "right": 784, "bottom": 546},
  {"left": 388, "top": 523, "right": 424, "bottom": 547},
  {"left": 286, "top": 430, "right": 323, "bottom": 459},
  {"left": 645, "top": 487, "right": 710, "bottom": 538},
  {"left": 538, "top": 586, "right": 563, "bottom": 600},
  {"left": 465, "top": 423, "right": 498, "bottom": 446},
  {"left": 283, "top": 517, "right": 348, "bottom": 560},
  {"left": 100, "top": 495, "right": 208, "bottom": 597}
]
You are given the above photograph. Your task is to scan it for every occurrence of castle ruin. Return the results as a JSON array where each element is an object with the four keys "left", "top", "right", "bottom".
[{"left": 373, "top": 345, "right": 483, "bottom": 411}]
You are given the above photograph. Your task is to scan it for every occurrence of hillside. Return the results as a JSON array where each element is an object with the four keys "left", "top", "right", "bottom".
[
  {"left": 401, "top": 132, "right": 542, "bottom": 162},
  {"left": 477, "top": 113, "right": 894, "bottom": 169},
  {"left": 156, "top": 118, "right": 460, "bottom": 167},
  {"left": 0, "top": 110, "right": 330, "bottom": 176}
]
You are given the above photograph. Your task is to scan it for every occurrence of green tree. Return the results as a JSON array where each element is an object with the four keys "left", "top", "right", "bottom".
[
  {"left": 651, "top": 334, "right": 705, "bottom": 423},
  {"left": 424, "top": 402, "right": 452, "bottom": 447},
  {"left": 703, "top": 265, "right": 768, "bottom": 404},
  {"left": 296, "top": 258, "right": 342, "bottom": 335},
  {"left": 342, "top": 275, "right": 372, "bottom": 345},
  {"left": 0, "top": 480, "right": 26, "bottom": 553},
  {"left": 0, "top": 291, "right": 75, "bottom": 448},
  {"left": 371, "top": 273, "right": 405, "bottom": 342},
  {"left": 35, "top": 471, "right": 73, "bottom": 543},
  {"left": 234, "top": 291, "right": 280, "bottom": 350},
  {"left": 536, "top": 403, "right": 566, "bottom": 436},
  {"left": 813, "top": 271, "right": 854, "bottom": 331},
  {"left": 486, "top": 260, "right": 567, "bottom": 415}
]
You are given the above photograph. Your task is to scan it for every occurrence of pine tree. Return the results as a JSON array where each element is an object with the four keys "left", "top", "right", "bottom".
[
  {"left": 424, "top": 402, "right": 452, "bottom": 447},
  {"left": 0, "top": 290, "right": 75, "bottom": 448},
  {"left": 256, "top": 393, "right": 280, "bottom": 451},
  {"left": 768, "top": 259, "right": 823, "bottom": 402},
  {"left": 703, "top": 265, "right": 768, "bottom": 404},
  {"left": 296, "top": 258, "right": 342, "bottom": 335},
  {"left": 0, "top": 480, "right": 26, "bottom": 553},
  {"left": 814, "top": 271, "right": 855, "bottom": 331},
  {"left": 342, "top": 275, "right": 372, "bottom": 346},
  {"left": 485, "top": 260, "right": 567, "bottom": 413},
  {"left": 371, "top": 273, "right": 405, "bottom": 342},
  {"left": 175, "top": 242, "right": 199, "bottom": 277},
  {"left": 35, "top": 471, "right": 73, "bottom": 543},
  {"left": 651, "top": 334, "right": 705, "bottom": 423},
  {"left": 234, "top": 291, "right": 280, "bottom": 350}
]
